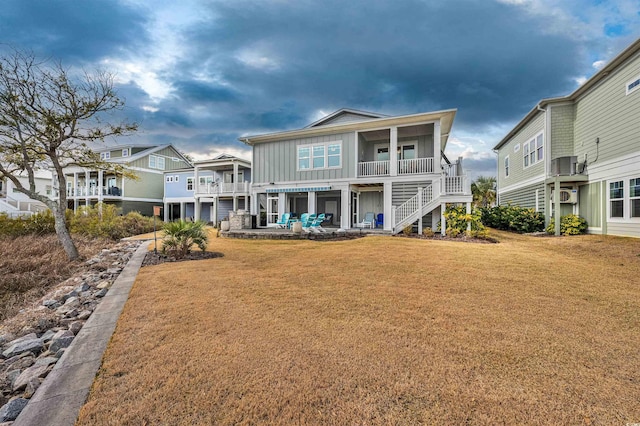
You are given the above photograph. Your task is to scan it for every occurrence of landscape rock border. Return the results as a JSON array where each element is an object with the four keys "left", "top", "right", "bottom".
[{"left": 0, "top": 240, "right": 146, "bottom": 425}]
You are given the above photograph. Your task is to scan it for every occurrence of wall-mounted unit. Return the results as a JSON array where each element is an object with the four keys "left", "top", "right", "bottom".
[
  {"left": 550, "top": 156, "right": 578, "bottom": 176},
  {"left": 550, "top": 189, "right": 577, "bottom": 204}
]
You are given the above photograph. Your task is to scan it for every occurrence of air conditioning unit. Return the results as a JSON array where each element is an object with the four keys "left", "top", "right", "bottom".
[{"left": 550, "top": 189, "right": 577, "bottom": 204}]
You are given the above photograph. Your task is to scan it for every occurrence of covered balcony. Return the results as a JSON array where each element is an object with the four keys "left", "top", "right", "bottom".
[{"left": 357, "top": 124, "right": 437, "bottom": 178}]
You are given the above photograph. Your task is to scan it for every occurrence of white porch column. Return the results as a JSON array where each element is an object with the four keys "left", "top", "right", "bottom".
[
  {"left": 340, "top": 187, "right": 350, "bottom": 229},
  {"left": 194, "top": 166, "right": 200, "bottom": 196},
  {"left": 390, "top": 126, "right": 398, "bottom": 177},
  {"left": 244, "top": 195, "right": 248, "bottom": 211},
  {"left": 213, "top": 198, "right": 218, "bottom": 224},
  {"left": 278, "top": 192, "right": 285, "bottom": 217},
  {"left": 440, "top": 203, "right": 446, "bottom": 235},
  {"left": 434, "top": 121, "right": 442, "bottom": 172},
  {"left": 164, "top": 202, "right": 169, "bottom": 222},
  {"left": 233, "top": 196, "right": 238, "bottom": 212},
  {"left": 84, "top": 171, "right": 89, "bottom": 207},
  {"left": 308, "top": 191, "right": 316, "bottom": 214},
  {"left": 383, "top": 181, "right": 393, "bottom": 231},
  {"left": 97, "top": 170, "right": 104, "bottom": 203},
  {"left": 194, "top": 198, "right": 201, "bottom": 221},
  {"left": 466, "top": 202, "right": 472, "bottom": 231},
  {"left": 180, "top": 202, "right": 185, "bottom": 220},
  {"left": 233, "top": 162, "right": 239, "bottom": 193},
  {"left": 417, "top": 187, "right": 423, "bottom": 232}
]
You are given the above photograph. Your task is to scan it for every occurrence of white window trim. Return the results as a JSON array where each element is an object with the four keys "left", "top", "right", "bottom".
[
  {"left": 174, "top": 175, "right": 179, "bottom": 182},
  {"left": 149, "top": 154, "right": 166, "bottom": 170},
  {"left": 397, "top": 140, "right": 417, "bottom": 160},
  {"left": 186, "top": 177, "right": 194, "bottom": 191},
  {"left": 122, "top": 148, "right": 129, "bottom": 157},
  {"left": 631, "top": 177, "right": 640, "bottom": 219},
  {"left": 504, "top": 155, "right": 510, "bottom": 178},
  {"left": 606, "top": 176, "right": 640, "bottom": 222},
  {"left": 165, "top": 176, "right": 173, "bottom": 183},
  {"left": 513, "top": 143, "right": 520, "bottom": 153},
  {"left": 297, "top": 141, "right": 342, "bottom": 171},
  {"left": 100, "top": 152, "right": 111, "bottom": 160},
  {"left": 523, "top": 131, "right": 544, "bottom": 169},
  {"left": 626, "top": 74, "right": 640, "bottom": 96}
]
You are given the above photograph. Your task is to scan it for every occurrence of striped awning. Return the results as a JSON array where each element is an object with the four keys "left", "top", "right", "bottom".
[{"left": 266, "top": 186, "right": 330, "bottom": 193}]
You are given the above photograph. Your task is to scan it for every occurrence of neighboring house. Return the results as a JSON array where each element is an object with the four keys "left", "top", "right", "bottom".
[
  {"left": 241, "top": 108, "right": 472, "bottom": 233},
  {"left": 0, "top": 171, "right": 51, "bottom": 217},
  {"left": 494, "top": 38, "right": 640, "bottom": 237},
  {"left": 64, "top": 144, "right": 191, "bottom": 216},
  {"left": 163, "top": 154, "right": 251, "bottom": 224}
]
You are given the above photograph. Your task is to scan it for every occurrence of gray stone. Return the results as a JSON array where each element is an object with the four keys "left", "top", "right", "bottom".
[
  {"left": 76, "top": 310, "right": 92, "bottom": 321},
  {"left": 0, "top": 398, "right": 28, "bottom": 422},
  {"left": 49, "top": 331, "right": 74, "bottom": 354},
  {"left": 63, "top": 297, "right": 79, "bottom": 307},
  {"left": 68, "top": 321, "right": 84, "bottom": 335},
  {"left": 5, "top": 370, "right": 20, "bottom": 387},
  {"left": 74, "top": 283, "right": 90, "bottom": 293},
  {"left": 15, "top": 356, "right": 34, "bottom": 370},
  {"left": 2, "top": 339, "right": 43, "bottom": 359},
  {"left": 23, "top": 377, "right": 40, "bottom": 398},
  {"left": 61, "top": 290, "right": 78, "bottom": 302},
  {"left": 33, "top": 357, "right": 58, "bottom": 368},
  {"left": 94, "top": 288, "right": 108, "bottom": 298},
  {"left": 5, "top": 334, "right": 37, "bottom": 348},
  {"left": 42, "top": 299, "right": 60, "bottom": 309},
  {"left": 53, "top": 348, "right": 65, "bottom": 359},
  {"left": 79, "top": 290, "right": 92, "bottom": 298},
  {"left": 12, "top": 365, "right": 48, "bottom": 392},
  {"left": 106, "top": 267, "right": 122, "bottom": 275},
  {"left": 39, "top": 330, "right": 55, "bottom": 344}
]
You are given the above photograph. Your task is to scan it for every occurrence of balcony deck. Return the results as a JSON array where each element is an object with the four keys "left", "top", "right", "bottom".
[{"left": 358, "top": 157, "right": 435, "bottom": 177}]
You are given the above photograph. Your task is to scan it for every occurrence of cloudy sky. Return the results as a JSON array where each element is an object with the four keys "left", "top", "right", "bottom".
[{"left": 1, "top": 0, "right": 639, "bottom": 178}]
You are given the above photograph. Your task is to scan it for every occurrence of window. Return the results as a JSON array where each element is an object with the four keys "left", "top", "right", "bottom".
[
  {"left": 504, "top": 156, "right": 510, "bottom": 177},
  {"left": 199, "top": 176, "right": 213, "bottom": 185},
  {"left": 630, "top": 178, "right": 640, "bottom": 218},
  {"left": 626, "top": 75, "right": 640, "bottom": 95},
  {"left": 172, "top": 157, "right": 180, "bottom": 162},
  {"left": 165, "top": 176, "right": 173, "bottom": 183},
  {"left": 398, "top": 143, "right": 416, "bottom": 160},
  {"left": 297, "top": 141, "right": 342, "bottom": 171},
  {"left": 149, "top": 155, "right": 165, "bottom": 170},
  {"left": 122, "top": 148, "right": 129, "bottom": 157},
  {"left": 513, "top": 143, "right": 520, "bottom": 153},
  {"left": 610, "top": 181, "right": 624, "bottom": 218},
  {"left": 100, "top": 152, "right": 111, "bottom": 160},
  {"left": 376, "top": 146, "right": 389, "bottom": 161},
  {"left": 187, "top": 177, "right": 194, "bottom": 191},
  {"left": 523, "top": 132, "right": 543, "bottom": 168},
  {"left": 174, "top": 175, "right": 179, "bottom": 182}
]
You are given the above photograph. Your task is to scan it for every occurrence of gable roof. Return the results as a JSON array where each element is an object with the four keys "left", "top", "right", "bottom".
[
  {"left": 241, "top": 108, "right": 457, "bottom": 152},
  {"left": 305, "top": 108, "right": 388, "bottom": 128},
  {"left": 193, "top": 153, "right": 251, "bottom": 168},
  {"left": 494, "top": 37, "right": 640, "bottom": 150},
  {"left": 107, "top": 144, "right": 192, "bottom": 166}
]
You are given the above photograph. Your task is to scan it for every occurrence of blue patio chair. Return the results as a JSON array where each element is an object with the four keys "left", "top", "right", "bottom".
[
  {"left": 309, "top": 213, "right": 326, "bottom": 232},
  {"left": 376, "top": 213, "right": 384, "bottom": 228},
  {"left": 300, "top": 213, "right": 316, "bottom": 230},
  {"left": 275, "top": 213, "right": 291, "bottom": 228}
]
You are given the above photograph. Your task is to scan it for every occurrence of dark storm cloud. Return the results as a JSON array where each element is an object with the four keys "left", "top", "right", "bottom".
[
  {"left": 0, "top": 0, "right": 149, "bottom": 62},
  {"left": 175, "top": 0, "right": 585, "bottom": 135}
]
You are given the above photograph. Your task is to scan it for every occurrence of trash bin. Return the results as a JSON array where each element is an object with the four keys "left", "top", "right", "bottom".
[{"left": 251, "top": 215, "right": 257, "bottom": 229}]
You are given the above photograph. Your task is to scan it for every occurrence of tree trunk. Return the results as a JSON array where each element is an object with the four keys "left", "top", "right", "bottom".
[{"left": 53, "top": 205, "right": 79, "bottom": 260}]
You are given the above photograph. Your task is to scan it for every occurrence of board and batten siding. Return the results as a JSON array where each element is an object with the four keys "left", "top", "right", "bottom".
[
  {"left": 500, "top": 181, "right": 545, "bottom": 213},
  {"left": 573, "top": 52, "right": 640, "bottom": 166},
  {"left": 253, "top": 132, "right": 355, "bottom": 184},
  {"left": 550, "top": 104, "right": 575, "bottom": 159},
  {"left": 578, "top": 181, "right": 603, "bottom": 230},
  {"left": 498, "top": 112, "right": 545, "bottom": 184},
  {"left": 128, "top": 147, "right": 190, "bottom": 171}
]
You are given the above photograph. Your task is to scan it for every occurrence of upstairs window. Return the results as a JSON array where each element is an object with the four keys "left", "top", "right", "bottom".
[
  {"left": 149, "top": 155, "right": 165, "bottom": 170},
  {"left": 100, "top": 152, "right": 111, "bottom": 160},
  {"left": 122, "top": 148, "right": 129, "bottom": 157},
  {"left": 523, "top": 132, "right": 543, "bottom": 168},
  {"left": 626, "top": 75, "right": 640, "bottom": 95},
  {"left": 298, "top": 141, "right": 342, "bottom": 171},
  {"left": 187, "top": 177, "right": 194, "bottom": 191}
]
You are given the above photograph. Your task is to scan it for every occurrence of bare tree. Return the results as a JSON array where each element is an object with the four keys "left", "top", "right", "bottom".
[{"left": 0, "top": 49, "right": 137, "bottom": 260}]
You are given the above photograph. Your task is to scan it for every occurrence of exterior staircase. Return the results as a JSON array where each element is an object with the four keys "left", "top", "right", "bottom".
[{"left": 0, "top": 196, "right": 48, "bottom": 217}]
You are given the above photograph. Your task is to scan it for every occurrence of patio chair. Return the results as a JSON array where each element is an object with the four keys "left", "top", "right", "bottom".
[
  {"left": 356, "top": 212, "right": 375, "bottom": 229},
  {"left": 275, "top": 213, "right": 291, "bottom": 228},
  {"left": 376, "top": 213, "right": 384, "bottom": 228},
  {"left": 309, "top": 213, "right": 326, "bottom": 233}
]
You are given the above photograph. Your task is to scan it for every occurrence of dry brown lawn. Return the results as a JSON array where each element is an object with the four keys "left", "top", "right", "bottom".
[{"left": 77, "top": 231, "right": 640, "bottom": 425}]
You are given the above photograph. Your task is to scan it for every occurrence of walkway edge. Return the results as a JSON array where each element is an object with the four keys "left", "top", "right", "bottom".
[{"left": 13, "top": 242, "right": 150, "bottom": 426}]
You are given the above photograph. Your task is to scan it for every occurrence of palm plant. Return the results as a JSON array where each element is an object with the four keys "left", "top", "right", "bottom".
[
  {"left": 471, "top": 176, "right": 497, "bottom": 208},
  {"left": 162, "top": 220, "right": 208, "bottom": 259}
]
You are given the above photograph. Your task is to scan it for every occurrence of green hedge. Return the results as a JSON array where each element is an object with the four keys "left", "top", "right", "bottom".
[
  {"left": 479, "top": 205, "right": 545, "bottom": 233},
  {"left": 546, "top": 214, "right": 588, "bottom": 235}
]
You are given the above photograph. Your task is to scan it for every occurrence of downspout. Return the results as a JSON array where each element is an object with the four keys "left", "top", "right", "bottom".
[
  {"left": 537, "top": 103, "right": 559, "bottom": 236},
  {"left": 492, "top": 148, "right": 499, "bottom": 206}
]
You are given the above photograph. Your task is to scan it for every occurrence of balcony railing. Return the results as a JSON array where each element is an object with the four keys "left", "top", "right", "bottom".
[
  {"left": 197, "top": 181, "right": 250, "bottom": 195},
  {"left": 358, "top": 160, "right": 389, "bottom": 177},
  {"left": 398, "top": 157, "right": 433, "bottom": 175},
  {"left": 72, "top": 186, "right": 122, "bottom": 197},
  {"left": 442, "top": 176, "right": 469, "bottom": 194}
]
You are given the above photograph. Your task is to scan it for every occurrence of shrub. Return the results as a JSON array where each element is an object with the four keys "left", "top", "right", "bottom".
[
  {"left": 443, "top": 205, "right": 486, "bottom": 237},
  {"left": 479, "top": 205, "right": 544, "bottom": 233},
  {"left": 546, "top": 214, "right": 588, "bottom": 235},
  {"left": 162, "top": 220, "right": 208, "bottom": 259},
  {"left": 70, "top": 203, "right": 156, "bottom": 239},
  {"left": 402, "top": 225, "right": 413, "bottom": 236},
  {"left": 422, "top": 227, "right": 435, "bottom": 237},
  {"left": 0, "top": 211, "right": 55, "bottom": 236}
]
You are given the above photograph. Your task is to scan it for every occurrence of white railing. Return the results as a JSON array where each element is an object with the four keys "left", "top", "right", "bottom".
[
  {"left": 0, "top": 197, "right": 47, "bottom": 214},
  {"left": 443, "top": 176, "right": 469, "bottom": 194},
  {"left": 394, "top": 184, "right": 435, "bottom": 226},
  {"left": 197, "top": 181, "right": 250, "bottom": 195},
  {"left": 398, "top": 157, "right": 434, "bottom": 175},
  {"left": 358, "top": 160, "right": 389, "bottom": 177}
]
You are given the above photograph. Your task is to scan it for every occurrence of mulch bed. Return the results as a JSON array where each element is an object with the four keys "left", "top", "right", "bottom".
[
  {"left": 141, "top": 251, "right": 224, "bottom": 267},
  {"left": 394, "top": 234, "right": 499, "bottom": 244}
]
